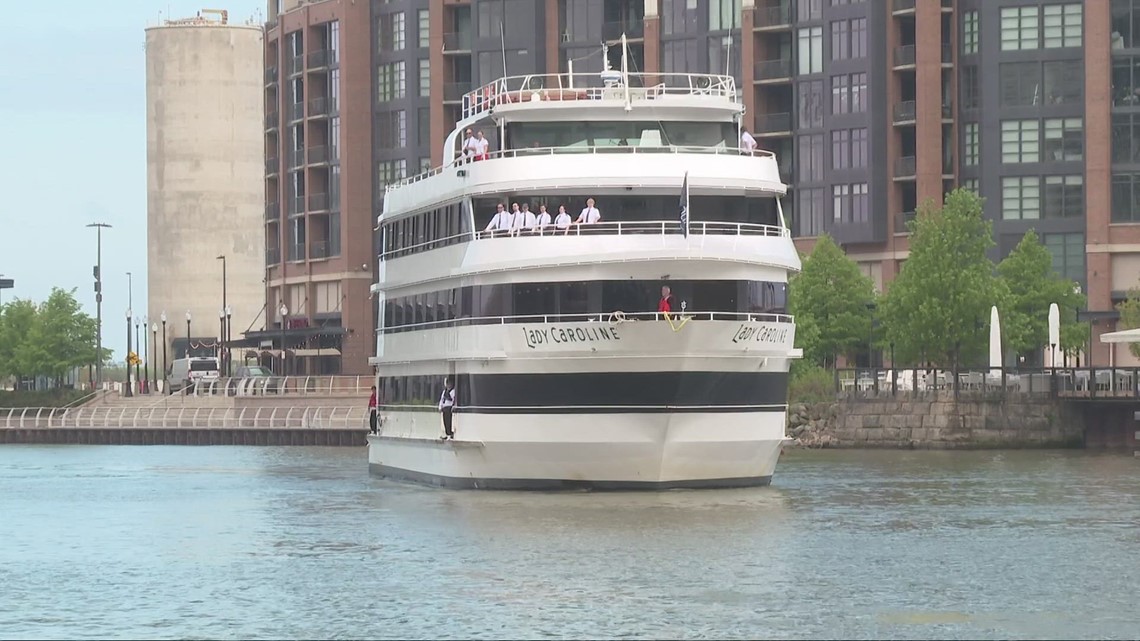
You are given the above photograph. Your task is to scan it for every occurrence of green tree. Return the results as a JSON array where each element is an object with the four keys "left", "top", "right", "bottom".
[
  {"left": 28, "top": 288, "right": 100, "bottom": 385},
  {"left": 788, "top": 234, "right": 877, "bottom": 367},
  {"left": 880, "top": 188, "right": 1005, "bottom": 367},
  {"left": 1117, "top": 287, "right": 1140, "bottom": 359},
  {"left": 996, "top": 230, "right": 1087, "bottom": 361},
  {"left": 0, "top": 299, "right": 39, "bottom": 382}
]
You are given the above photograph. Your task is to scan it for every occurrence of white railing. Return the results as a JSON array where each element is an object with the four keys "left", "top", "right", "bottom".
[
  {"left": 380, "top": 310, "right": 794, "bottom": 335},
  {"left": 461, "top": 72, "right": 739, "bottom": 121},
  {"left": 0, "top": 405, "right": 369, "bottom": 429},
  {"left": 387, "top": 144, "right": 774, "bottom": 193},
  {"left": 184, "top": 375, "right": 374, "bottom": 398},
  {"left": 380, "top": 219, "right": 791, "bottom": 260}
]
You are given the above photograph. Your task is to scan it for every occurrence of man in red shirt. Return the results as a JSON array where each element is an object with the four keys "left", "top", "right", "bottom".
[
  {"left": 368, "top": 385, "right": 378, "bottom": 434},
  {"left": 658, "top": 286, "right": 673, "bottom": 315}
]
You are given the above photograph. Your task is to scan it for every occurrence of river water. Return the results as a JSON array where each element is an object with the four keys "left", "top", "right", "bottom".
[{"left": 1, "top": 445, "right": 1137, "bottom": 640}]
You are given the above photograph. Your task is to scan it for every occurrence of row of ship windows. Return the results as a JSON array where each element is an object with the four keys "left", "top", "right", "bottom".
[
  {"left": 381, "top": 279, "right": 788, "bottom": 331},
  {"left": 379, "top": 195, "right": 782, "bottom": 260},
  {"left": 376, "top": 375, "right": 451, "bottom": 408}
]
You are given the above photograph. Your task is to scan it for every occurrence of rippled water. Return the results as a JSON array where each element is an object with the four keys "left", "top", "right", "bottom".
[{"left": 1, "top": 445, "right": 1138, "bottom": 640}]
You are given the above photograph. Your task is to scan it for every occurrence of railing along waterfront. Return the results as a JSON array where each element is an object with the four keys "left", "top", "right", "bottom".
[
  {"left": 835, "top": 367, "right": 1140, "bottom": 400},
  {"left": 1, "top": 405, "right": 368, "bottom": 430},
  {"left": 380, "top": 219, "right": 791, "bottom": 260},
  {"left": 386, "top": 143, "right": 775, "bottom": 193},
  {"left": 380, "top": 310, "right": 794, "bottom": 335},
  {"left": 183, "top": 375, "right": 376, "bottom": 397}
]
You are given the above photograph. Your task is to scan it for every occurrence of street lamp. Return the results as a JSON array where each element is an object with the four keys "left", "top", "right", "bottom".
[
  {"left": 279, "top": 303, "right": 288, "bottom": 376},
  {"left": 160, "top": 312, "right": 168, "bottom": 387},
  {"left": 125, "top": 306, "right": 133, "bottom": 397},
  {"left": 185, "top": 311, "right": 192, "bottom": 358},
  {"left": 226, "top": 305, "right": 233, "bottom": 375},
  {"left": 136, "top": 317, "right": 144, "bottom": 394},
  {"left": 217, "top": 255, "right": 228, "bottom": 376},
  {"left": 218, "top": 309, "right": 225, "bottom": 366},
  {"left": 151, "top": 323, "right": 158, "bottom": 394},
  {"left": 86, "top": 222, "right": 111, "bottom": 388}
]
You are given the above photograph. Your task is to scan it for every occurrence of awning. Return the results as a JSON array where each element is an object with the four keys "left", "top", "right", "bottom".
[
  {"left": 1100, "top": 327, "right": 1140, "bottom": 344},
  {"left": 291, "top": 348, "right": 342, "bottom": 357}
]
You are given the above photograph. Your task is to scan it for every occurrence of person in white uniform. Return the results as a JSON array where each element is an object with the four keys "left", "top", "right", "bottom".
[
  {"left": 512, "top": 203, "right": 537, "bottom": 236},
  {"left": 438, "top": 377, "right": 456, "bottom": 440},
  {"left": 576, "top": 198, "right": 601, "bottom": 224},
  {"left": 483, "top": 203, "right": 512, "bottom": 236},
  {"left": 533, "top": 204, "right": 552, "bottom": 234},
  {"left": 554, "top": 205, "right": 572, "bottom": 234},
  {"left": 740, "top": 128, "right": 757, "bottom": 155},
  {"left": 462, "top": 129, "right": 477, "bottom": 162}
]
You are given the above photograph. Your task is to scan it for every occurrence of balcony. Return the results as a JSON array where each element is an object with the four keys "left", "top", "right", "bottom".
[
  {"left": 308, "top": 96, "right": 336, "bottom": 118},
  {"left": 307, "top": 49, "right": 334, "bottom": 70},
  {"left": 266, "top": 157, "right": 279, "bottom": 175},
  {"left": 287, "top": 55, "right": 303, "bottom": 75},
  {"left": 308, "top": 192, "right": 330, "bottom": 212},
  {"left": 443, "top": 82, "right": 471, "bottom": 103},
  {"left": 893, "top": 101, "right": 916, "bottom": 124},
  {"left": 443, "top": 31, "right": 472, "bottom": 52},
  {"left": 287, "top": 243, "right": 305, "bottom": 262},
  {"left": 894, "top": 211, "right": 916, "bottom": 234},
  {"left": 267, "top": 246, "right": 280, "bottom": 265},
  {"left": 288, "top": 102, "right": 304, "bottom": 123},
  {"left": 266, "top": 201, "right": 279, "bottom": 221},
  {"left": 265, "top": 65, "right": 278, "bottom": 85},
  {"left": 894, "top": 156, "right": 917, "bottom": 179},
  {"left": 307, "top": 145, "right": 329, "bottom": 165},
  {"left": 755, "top": 4, "right": 792, "bottom": 30},
  {"left": 310, "top": 241, "right": 330, "bottom": 260},
  {"left": 287, "top": 148, "right": 305, "bottom": 168},
  {"left": 754, "top": 59, "right": 792, "bottom": 83},
  {"left": 265, "top": 111, "right": 279, "bottom": 130},
  {"left": 893, "top": 45, "right": 916, "bottom": 68},
  {"left": 755, "top": 112, "right": 793, "bottom": 136},
  {"left": 288, "top": 196, "right": 305, "bottom": 215},
  {"left": 892, "top": 0, "right": 916, "bottom": 14},
  {"left": 603, "top": 19, "right": 644, "bottom": 41}
]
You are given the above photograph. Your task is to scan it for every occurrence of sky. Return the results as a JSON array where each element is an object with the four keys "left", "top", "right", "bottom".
[{"left": 0, "top": 0, "right": 264, "bottom": 360}]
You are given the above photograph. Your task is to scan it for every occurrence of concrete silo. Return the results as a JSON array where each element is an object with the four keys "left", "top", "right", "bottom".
[{"left": 145, "top": 10, "right": 264, "bottom": 372}]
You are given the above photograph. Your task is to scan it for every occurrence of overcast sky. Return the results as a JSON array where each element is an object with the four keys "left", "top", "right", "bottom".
[{"left": 0, "top": 0, "right": 264, "bottom": 359}]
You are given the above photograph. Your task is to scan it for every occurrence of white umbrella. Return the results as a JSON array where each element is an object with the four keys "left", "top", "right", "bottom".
[
  {"left": 989, "top": 305, "right": 1002, "bottom": 376},
  {"left": 1048, "top": 303, "right": 1060, "bottom": 367}
]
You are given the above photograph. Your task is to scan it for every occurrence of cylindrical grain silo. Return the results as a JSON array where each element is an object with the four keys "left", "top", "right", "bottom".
[{"left": 146, "top": 11, "right": 264, "bottom": 373}]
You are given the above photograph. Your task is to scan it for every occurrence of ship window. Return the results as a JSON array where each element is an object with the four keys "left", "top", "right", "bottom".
[{"left": 507, "top": 121, "right": 735, "bottom": 150}]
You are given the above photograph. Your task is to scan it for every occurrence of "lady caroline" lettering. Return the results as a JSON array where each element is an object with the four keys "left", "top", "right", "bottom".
[{"left": 523, "top": 325, "right": 622, "bottom": 349}]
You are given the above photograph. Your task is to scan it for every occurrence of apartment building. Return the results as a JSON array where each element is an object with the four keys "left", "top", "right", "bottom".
[{"left": 263, "top": 0, "right": 1140, "bottom": 372}]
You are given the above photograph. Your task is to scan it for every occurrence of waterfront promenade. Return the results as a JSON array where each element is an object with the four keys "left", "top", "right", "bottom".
[{"left": 0, "top": 376, "right": 372, "bottom": 446}]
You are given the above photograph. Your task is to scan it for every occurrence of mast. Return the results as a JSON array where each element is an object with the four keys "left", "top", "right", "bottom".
[{"left": 622, "top": 33, "right": 631, "bottom": 111}]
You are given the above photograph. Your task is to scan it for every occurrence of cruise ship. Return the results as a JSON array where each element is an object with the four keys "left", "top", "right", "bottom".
[{"left": 367, "top": 42, "right": 801, "bottom": 490}]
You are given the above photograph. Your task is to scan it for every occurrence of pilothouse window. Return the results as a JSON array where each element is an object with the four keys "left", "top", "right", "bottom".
[{"left": 507, "top": 121, "right": 736, "bottom": 150}]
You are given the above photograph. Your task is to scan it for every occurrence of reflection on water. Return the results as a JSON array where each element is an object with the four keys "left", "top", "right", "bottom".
[{"left": 0, "top": 446, "right": 1137, "bottom": 640}]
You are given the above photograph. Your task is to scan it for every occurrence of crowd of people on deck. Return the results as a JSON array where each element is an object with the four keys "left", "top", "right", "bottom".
[{"left": 482, "top": 198, "right": 601, "bottom": 236}]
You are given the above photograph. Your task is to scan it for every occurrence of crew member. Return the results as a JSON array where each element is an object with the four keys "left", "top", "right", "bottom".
[
  {"left": 658, "top": 286, "right": 674, "bottom": 315},
  {"left": 368, "top": 385, "right": 379, "bottom": 434},
  {"left": 484, "top": 203, "right": 512, "bottom": 236},
  {"left": 438, "top": 378, "right": 456, "bottom": 440},
  {"left": 534, "top": 204, "right": 552, "bottom": 234},
  {"left": 554, "top": 205, "right": 572, "bottom": 233},
  {"left": 740, "top": 127, "right": 757, "bottom": 155},
  {"left": 576, "top": 198, "right": 601, "bottom": 225}
]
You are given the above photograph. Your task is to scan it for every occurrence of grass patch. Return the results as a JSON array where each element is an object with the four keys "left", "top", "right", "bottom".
[
  {"left": 789, "top": 364, "right": 836, "bottom": 404},
  {"left": 0, "top": 388, "right": 90, "bottom": 409}
]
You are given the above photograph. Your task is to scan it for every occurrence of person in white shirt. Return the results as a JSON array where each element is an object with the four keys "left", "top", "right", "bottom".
[
  {"left": 462, "top": 129, "right": 477, "bottom": 162},
  {"left": 576, "top": 198, "right": 601, "bottom": 224},
  {"left": 438, "top": 377, "right": 456, "bottom": 440},
  {"left": 512, "top": 203, "right": 537, "bottom": 235},
  {"left": 483, "top": 203, "right": 511, "bottom": 236},
  {"left": 474, "top": 130, "right": 490, "bottom": 161},
  {"left": 534, "top": 204, "right": 552, "bottom": 234},
  {"left": 740, "top": 127, "right": 758, "bottom": 155},
  {"left": 554, "top": 205, "right": 572, "bottom": 234}
]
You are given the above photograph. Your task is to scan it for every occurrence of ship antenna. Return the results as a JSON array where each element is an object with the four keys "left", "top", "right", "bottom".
[{"left": 621, "top": 33, "right": 632, "bottom": 112}]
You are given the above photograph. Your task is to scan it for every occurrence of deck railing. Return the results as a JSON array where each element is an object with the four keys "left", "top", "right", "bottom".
[
  {"left": 386, "top": 143, "right": 775, "bottom": 193},
  {"left": 835, "top": 366, "right": 1140, "bottom": 400},
  {"left": 181, "top": 375, "right": 375, "bottom": 398},
  {"left": 380, "top": 310, "right": 794, "bottom": 335},
  {"left": 1, "top": 405, "right": 368, "bottom": 430},
  {"left": 379, "top": 219, "right": 791, "bottom": 260}
]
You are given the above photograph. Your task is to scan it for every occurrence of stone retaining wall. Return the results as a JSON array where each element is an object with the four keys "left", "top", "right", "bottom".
[{"left": 788, "top": 392, "right": 1085, "bottom": 449}]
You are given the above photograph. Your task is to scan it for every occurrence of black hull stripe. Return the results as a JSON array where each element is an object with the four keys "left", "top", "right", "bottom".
[
  {"left": 369, "top": 463, "right": 773, "bottom": 491},
  {"left": 380, "top": 371, "right": 790, "bottom": 410}
]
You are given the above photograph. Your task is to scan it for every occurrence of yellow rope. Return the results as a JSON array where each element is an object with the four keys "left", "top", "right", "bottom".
[{"left": 663, "top": 310, "right": 692, "bottom": 332}]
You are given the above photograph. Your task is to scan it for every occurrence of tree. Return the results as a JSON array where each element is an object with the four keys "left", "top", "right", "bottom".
[
  {"left": 880, "top": 188, "right": 1005, "bottom": 367},
  {"left": 0, "top": 299, "right": 39, "bottom": 382},
  {"left": 996, "top": 230, "right": 1087, "bottom": 361},
  {"left": 0, "top": 289, "right": 102, "bottom": 388},
  {"left": 1117, "top": 287, "right": 1140, "bottom": 359},
  {"left": 788, "top": 234, "right": 877, "bottom": 367}
]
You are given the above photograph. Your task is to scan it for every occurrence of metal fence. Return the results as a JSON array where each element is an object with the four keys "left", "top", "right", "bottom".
[
  {"left": 1, "top": 405, "right": 369, "bottom": 430},
  {"left": 183, "top": 376, "right": 374, "bottom": 398},
  {"left": 836, "top": 367, "right": 1140, "bottom": 400}
]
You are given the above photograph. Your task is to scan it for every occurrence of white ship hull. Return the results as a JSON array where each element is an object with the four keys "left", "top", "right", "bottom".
[{"left": 367, "top": 410, "right": 787, "bottom": 490}]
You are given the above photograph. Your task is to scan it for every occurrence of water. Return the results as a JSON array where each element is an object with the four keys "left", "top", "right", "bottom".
[{"left": 1, "top": 446, "right": 1138, "bottom": 640}]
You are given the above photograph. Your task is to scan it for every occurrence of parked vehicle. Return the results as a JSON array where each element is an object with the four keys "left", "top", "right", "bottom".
[
  {"left": 167, "top": 357, "right": 220, "bottom": 394},
  {"left": 226, "top": 365, "right": 281, "bottom": 395}
]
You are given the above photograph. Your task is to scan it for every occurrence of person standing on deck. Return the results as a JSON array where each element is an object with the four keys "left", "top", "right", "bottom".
[
  {"left": 439, "top": 378, "right": 456, "bottom": 440},
  {"left": 368, "top": 385, "right": 379, "bottom": 434},
  {"left": 740, "top": 128, "right": 757, "bottom": 155},
  {"left": 658, "top": 286, "right": 674, "bottom": 315}
]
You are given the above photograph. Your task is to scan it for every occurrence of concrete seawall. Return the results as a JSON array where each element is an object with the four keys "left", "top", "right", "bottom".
[{"left": 0, "top": 427, "right": 366, "bottom": 446}]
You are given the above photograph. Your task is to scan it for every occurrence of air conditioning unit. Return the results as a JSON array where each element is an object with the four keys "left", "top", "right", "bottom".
[{"left": 561, "top": 30, "right": 570, "bottom": 43}]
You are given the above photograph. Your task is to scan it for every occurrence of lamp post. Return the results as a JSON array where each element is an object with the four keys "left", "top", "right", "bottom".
[
  {"left": 865, "top": 301, "right": 877, "bottom": 369},
  {"left": 151, "top": 323, "right": 158, "bottom": 393},
  {"left": 890, "top": 341, "right": 896, "bottom": 394},
  {"left": 279, "top": 303, "right": 288, "bottom": 376},
  {"left": 161, "top": 312, "right": 168, "bottom": 386},
  {"left": 218, "top": 309, "right": 225, "bottom": 365},
  {"left": 217, "top": 255, "right": 228, "bottom": 376},
  {"left": 226, "top": 305, "right": 233, "bottom": 375},
  {"left": 186, "top": 311, "right": 192, "bottom": 358},
  {"left": 86, "top": 222, "right": 111, "bottom": 388},
  {"left": 124, "top": 306, "right": 133, "bottom": 397},
  {"left": 135, "top": 317, "right": 143, "bottom": 394}
]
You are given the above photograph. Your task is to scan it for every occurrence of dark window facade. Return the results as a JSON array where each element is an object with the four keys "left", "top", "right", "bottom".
[
  {"left": 381, "top": 279, "right": 789, "bottom": 332},
  {"left": 381, "top": 201, "right": 470, "bottom": 258}
]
